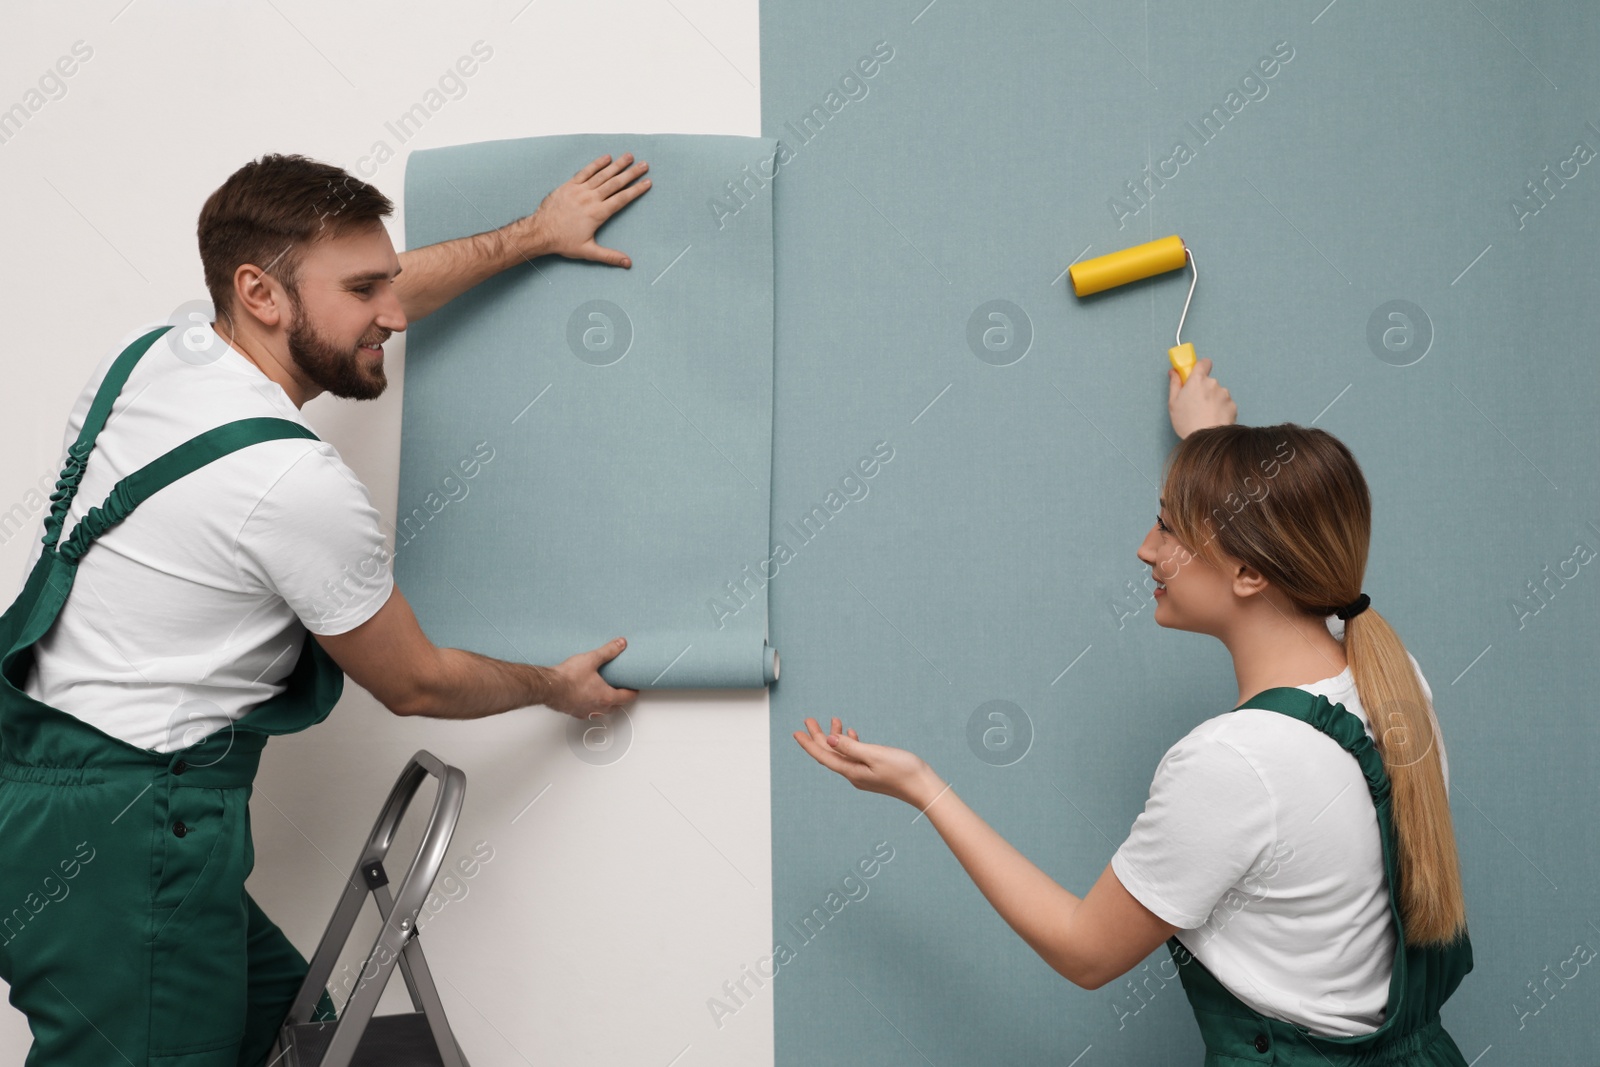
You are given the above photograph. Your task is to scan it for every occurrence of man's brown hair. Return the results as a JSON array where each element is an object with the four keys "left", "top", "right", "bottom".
[{"left": 197, "top": 153, "right": 393, "bottom": 323}]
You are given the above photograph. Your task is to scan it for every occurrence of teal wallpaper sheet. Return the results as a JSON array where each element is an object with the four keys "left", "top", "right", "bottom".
[
  {"left": 760, "top": 2, "right": 1597, "bottom": 1063},
  {"left": 398, "top": 134, "right": 779, "bottom": 689}
]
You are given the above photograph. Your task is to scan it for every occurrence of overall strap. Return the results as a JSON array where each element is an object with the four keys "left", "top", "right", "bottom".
[
  {"left": 1232, "top": 686, "right": 1410, "bottom": 1040},
  {"left": 43, "top": 325, "right": 175, "bottom": 550},
  {"left": 58, "top": 417, "right": 321, "bottom": 564},
  {"left": 1235, "top": 686, "right": 1393, "bottom": 811}
]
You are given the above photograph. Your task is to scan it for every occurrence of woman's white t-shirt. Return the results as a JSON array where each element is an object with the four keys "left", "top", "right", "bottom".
[
  {"left": 14, "top": 321, "right": 394, "bottom": 752},
  {"left": 1110, "top": 637, "right": 1449, "bottom": 1037}
]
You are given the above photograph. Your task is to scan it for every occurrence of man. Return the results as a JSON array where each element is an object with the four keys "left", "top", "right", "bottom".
[{"left": 0, "top": 151, "right": 649, "bottom": 1066}]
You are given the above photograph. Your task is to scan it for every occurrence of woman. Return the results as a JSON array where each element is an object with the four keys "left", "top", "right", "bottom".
[{"left": 795, "top": 361, "right": 1472, "bottom": 1064}]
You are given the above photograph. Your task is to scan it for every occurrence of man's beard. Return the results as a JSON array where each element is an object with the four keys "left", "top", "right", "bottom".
[{"left": 285, "top": 290, "right": 387, "bottom": 400}]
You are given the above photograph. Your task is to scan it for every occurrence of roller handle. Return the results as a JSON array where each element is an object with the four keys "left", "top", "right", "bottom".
[{"left": 1169, "top": 343, "right": 1197, "bottom": 383}]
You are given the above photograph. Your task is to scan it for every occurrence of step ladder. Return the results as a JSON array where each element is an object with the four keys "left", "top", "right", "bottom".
[{"left": 274, "top": 750, "right": 472, "bottom": 1067}]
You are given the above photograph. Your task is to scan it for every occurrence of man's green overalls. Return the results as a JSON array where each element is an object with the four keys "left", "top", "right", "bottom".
[
  {"left": 1166, "top": 687, "right": 1474, "bottom": 1065},
  {"left": 0, "top": 325, "right": 341, "bottom": 1066}
]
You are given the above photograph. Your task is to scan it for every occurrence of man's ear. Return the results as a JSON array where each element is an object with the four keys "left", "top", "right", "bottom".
[{"left": 233, "top": 262, "right": 288, "bottom": 329}]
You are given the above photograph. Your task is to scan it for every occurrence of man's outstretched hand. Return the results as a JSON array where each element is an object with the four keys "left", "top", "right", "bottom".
[
  {"left": 546, "top": 637, "right": 641, "bottom": 720},
  {"left": 523, "top": 153, "right": 651, "bottom": 269}
]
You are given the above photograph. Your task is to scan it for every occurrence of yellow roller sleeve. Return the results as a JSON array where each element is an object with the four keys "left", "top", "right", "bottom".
[{"left": 1069, "top": 235, "right": 1188, "bottom": 297}]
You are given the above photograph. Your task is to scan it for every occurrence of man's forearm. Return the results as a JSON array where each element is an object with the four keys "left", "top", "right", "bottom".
[
  {"left": 406, "top": 646, "right": 563, "bottom": 720},
  {"left": 394, "top": 216, "right": 550, "bottom": 323}
]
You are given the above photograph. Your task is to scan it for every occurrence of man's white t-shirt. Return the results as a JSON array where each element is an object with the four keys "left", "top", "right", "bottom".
[
  {"left": 1111, "top": 630, "right": 1450, "bottom": 1037},
  {"left": 16, "top": 321, "right": 394, "bottom": 752}
]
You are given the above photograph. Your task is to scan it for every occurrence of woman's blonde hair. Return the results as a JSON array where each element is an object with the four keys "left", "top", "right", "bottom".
[{"left": 1162, "top": 423, "right": 1467, "bottom": 947}]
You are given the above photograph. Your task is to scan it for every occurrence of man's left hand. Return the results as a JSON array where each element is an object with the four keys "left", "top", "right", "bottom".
[{"left": 521, "top": 153, "right": 651, "bottom": 268}]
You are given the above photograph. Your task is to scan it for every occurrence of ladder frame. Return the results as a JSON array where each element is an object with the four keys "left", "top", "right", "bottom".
[{"left": 275, "top": 749, "right": 470, "bottom": 1067}]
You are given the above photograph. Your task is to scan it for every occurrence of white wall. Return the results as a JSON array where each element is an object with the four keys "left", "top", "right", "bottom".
[{"left": 0, "top": 3, "right": 772, "bottom": 1063}]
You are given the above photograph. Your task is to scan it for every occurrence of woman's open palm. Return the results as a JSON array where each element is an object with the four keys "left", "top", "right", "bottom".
[{"left": 793, "top": 716, "right": 937, "bottom": 807}]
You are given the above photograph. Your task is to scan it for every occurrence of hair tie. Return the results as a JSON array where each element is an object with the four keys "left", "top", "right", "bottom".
[{"left": 1335, "top": 593, "right": 1370, "bottom": 621}]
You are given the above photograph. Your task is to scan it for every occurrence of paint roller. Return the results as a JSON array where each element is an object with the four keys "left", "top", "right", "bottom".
[{"left": 1068, "top": 235, "right": 1201, "bottom": 382}]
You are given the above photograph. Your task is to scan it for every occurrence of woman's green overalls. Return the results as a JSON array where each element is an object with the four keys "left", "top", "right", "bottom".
[
  {"left": 1166, "top": 686, "right": 1474, "bottom": 1065},
  {"left": 0, "top": 325, "right": 343, "bottom": 1066}
]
